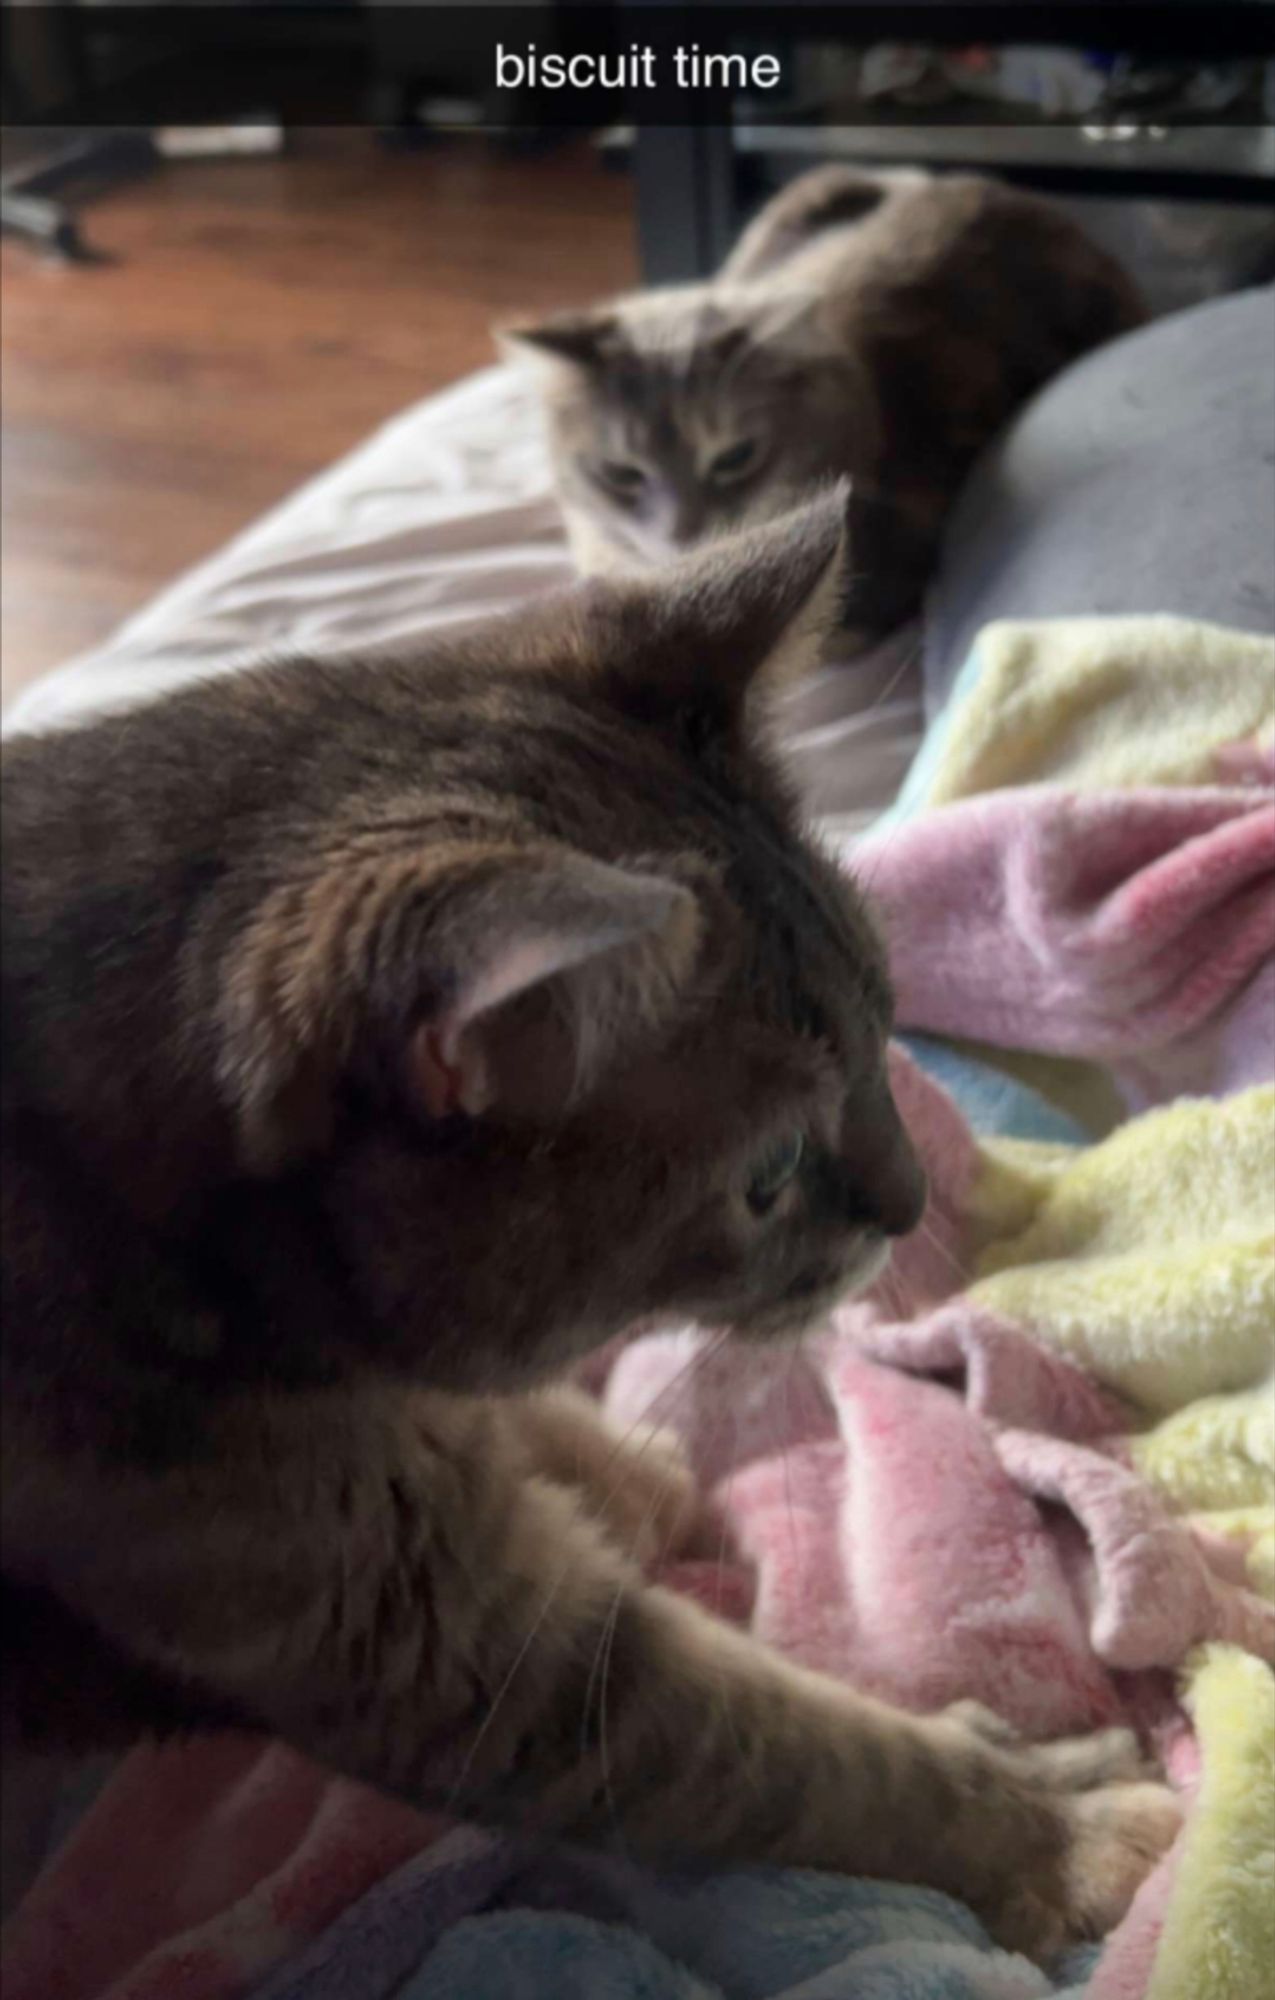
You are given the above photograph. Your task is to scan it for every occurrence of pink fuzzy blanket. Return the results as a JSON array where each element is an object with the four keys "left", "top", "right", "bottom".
[{"left": 856, "top": 782, "right": 1275, "bottom": 1110}]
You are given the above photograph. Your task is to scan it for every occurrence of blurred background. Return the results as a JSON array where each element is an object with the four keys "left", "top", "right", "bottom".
[{"left": 3, "top": 2, "right": 1273, "bottom": 707}]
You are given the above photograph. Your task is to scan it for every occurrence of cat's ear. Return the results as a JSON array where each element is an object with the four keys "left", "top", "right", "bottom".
[
  {"left": 499, "top": 310, "right": 621, "bottom": 371},
  {"left": 581, "top": 485, "right": 848, "bottom": 725},
  {"left": 704, "top": 287, "right": 828, "bottom": 366},
  {"left": 747, "top": 288, "right": 830, "bottom": 358},
  {"left": 218, "top": 843, "right": 703, "bottom": 1169},
  {"left": 397, "top": 851, "right": 702, "bottom": 1128}
]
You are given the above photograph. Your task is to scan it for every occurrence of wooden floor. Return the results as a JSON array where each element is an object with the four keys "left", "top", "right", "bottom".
[{"left": 0, "top": 131, "right": 638, "bottom": 706}]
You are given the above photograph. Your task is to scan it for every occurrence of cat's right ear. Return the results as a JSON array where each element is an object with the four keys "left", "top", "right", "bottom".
[
  {"left": 498, "top": 310, "right": 620, "bottom": 371},
  {"left": 217, "top": 842, "right": 706, "bottom": 1170},
  {"left": 579, "top": 486, "right": 849, "bottom": 726}
]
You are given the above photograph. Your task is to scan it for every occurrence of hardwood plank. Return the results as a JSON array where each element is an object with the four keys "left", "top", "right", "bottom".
[{"left": 1, "top": 130, "right": 637, "bottom": 704}]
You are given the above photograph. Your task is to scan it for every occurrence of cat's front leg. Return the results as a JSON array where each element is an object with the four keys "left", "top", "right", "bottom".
[
  {"left": 32, "top": 1386, "right": 1177, "bottom": 1962},
  {"left": 504, "top": 1385, "right": 714, "bottom": 1567}
]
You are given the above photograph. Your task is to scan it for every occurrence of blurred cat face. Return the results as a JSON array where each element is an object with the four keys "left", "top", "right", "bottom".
[{"left": 506, "top": 289, "right": 875, "bottom": 574}]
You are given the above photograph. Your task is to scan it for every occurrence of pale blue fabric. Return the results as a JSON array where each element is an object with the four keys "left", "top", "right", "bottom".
[
  {"left": 900, "top": 1033, "right": 1088, "bottom": 1148},
  {"left": 400, "top": 1866, "right": 1101, "bottom": 1999}
]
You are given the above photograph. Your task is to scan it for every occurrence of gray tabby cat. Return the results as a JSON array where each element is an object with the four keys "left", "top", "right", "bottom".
[
  {"left": 3, "top": 499, "right": 1176, "bottom": 1946},
  {"left": 508, "top": 167, "right": 1145, "bottom": 645}
]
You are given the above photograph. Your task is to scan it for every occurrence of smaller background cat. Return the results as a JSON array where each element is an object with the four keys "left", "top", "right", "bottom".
[{"left": 507, "top": 166, "right": 1145, "bottom": 650}]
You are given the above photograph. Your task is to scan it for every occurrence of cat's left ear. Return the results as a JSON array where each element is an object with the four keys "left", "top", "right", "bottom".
[
  {"left": 580, "top": 485, "right": 848, "bottom": 726},
  {"left": 499, "top": 310, "right": 620, "bottom": 370},
  {"left": 747, "top": 288, "right": 830, "bottom": 358},
  {"left": 707, "top": 288, "right": 827, "bottom": 365}
]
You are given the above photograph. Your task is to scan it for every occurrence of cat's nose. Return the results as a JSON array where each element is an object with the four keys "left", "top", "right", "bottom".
[
  {"left": 870, "top": 1139, "right": 928, "bottom": 1238},
  {"left": 670, "top": 498, "right": 708, "bottom": 547},
  {"left": 840, "top": 1093, "right": 928, "bottom": 1239}
]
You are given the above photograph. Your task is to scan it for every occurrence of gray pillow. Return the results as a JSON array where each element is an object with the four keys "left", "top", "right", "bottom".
[{"left": 924, "top": 284, "right": 1275, "bottom": 717}]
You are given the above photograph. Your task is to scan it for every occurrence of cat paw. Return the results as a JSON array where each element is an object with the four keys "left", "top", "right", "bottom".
[
  {"left": 934, "top": 1710, "right": 1180, "bottom": 1958},
  {"left": 1059, "top": 1781, "right": 1183, "bottom": 1938},
  {"left": 983, "top": 1774, "right": 1181, "bottom": 1959}
]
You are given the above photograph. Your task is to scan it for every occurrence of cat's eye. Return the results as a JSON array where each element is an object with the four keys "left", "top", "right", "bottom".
[
  {"left": 597, "top": 458, "right": 648, "bottom": 499},
  {"left": 707, "top": 438, "right": 762, "bottom": 486},
  {"left": 746, "top": 1131, "right": 806, "bottom": 1216}
]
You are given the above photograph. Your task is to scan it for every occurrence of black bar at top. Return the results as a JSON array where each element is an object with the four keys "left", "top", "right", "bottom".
[{"left": 4, "top": 5, "right": 1272, "bottom": 130}]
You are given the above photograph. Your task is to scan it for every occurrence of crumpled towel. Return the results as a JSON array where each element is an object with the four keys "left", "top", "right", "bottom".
[{"left": 853, "top": 783, "right": 1275, "bottom": 1112}]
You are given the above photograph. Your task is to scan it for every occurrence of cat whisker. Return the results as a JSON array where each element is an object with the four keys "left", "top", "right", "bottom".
[
  {"left": 875, "top": 1259, "right": 909, "bottom": 1320},
  {"left": 581, "top": 1467, "right": 672, "bottom": 1852},
  {"left": 843, "top": 627, "right": 923, "bottom": 726},
  {"left": 588, "top": 1327, "right": 732, "bottom": 1506},
  {"left": 587, "top": 1336, "right": 749, "bottom": 1847},
  {"left": 837, "top": 630, "right": 924, "bottom": 899},
  {"left": 781, "top": 1333, "right": 804, "bottom": 1570},
  {"left": 444, "top": 1546, "right": 574, "bottom": 1817},
  {"left": 917, "top": 1214, "right": 967, "bottom": 1290},
  {"left": 846, "top": 814, "right": 908, "bottom": 901},
  {"left": 447, "top": 1331, "right": 732, "bottom": 1816},
  {"left": 590, "top": 1360, "right": 742, "bottom": 1851},
  {"left": 711, "top": 1462, "right": 754, "bottom": 1779},
  {"left": 594, "top": 1577, "right": 626, "bottom": 1847}
]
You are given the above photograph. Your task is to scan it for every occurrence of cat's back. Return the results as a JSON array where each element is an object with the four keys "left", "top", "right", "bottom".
[
  {"left": 792, "top": 172, "right": 1138, "bottom": 332},
  {"left": 758, "top": 172, "right": 1143, "bottom": 474},
  {"left": 727, "top": 167, "right": 1143, "bottom": 359}
]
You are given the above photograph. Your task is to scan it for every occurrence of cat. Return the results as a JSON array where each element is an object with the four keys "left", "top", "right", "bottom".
[
  {"left": 506, "top": 166, "right": 1146, "bottom": 647},
  {"left": 0, "top": 494, "right": 1177, "bottom": 1950}
]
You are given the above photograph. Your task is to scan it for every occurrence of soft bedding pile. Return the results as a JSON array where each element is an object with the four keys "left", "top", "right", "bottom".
[{"left": 3, "top": 370, "right": 1273, "bottom": 2000}]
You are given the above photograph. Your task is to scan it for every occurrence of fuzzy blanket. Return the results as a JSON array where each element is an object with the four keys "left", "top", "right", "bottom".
[
  {"left": 4, "top": 613, "right": 1273, "bottom": 2000},
  {"left": 888, "top": 615, "right": 1274, "bottom": 815}
]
